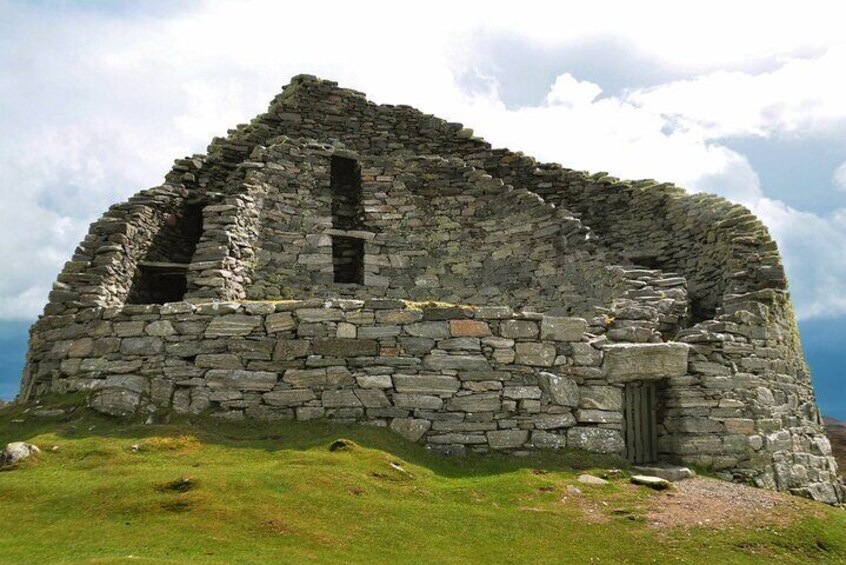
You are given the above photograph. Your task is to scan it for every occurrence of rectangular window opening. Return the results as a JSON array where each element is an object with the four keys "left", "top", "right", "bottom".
[
  {"left": 333, "top": 236, "right": 364, "bottom": 284},
  {"left": 330, "top": 156, "right": 363, "bottom": 231},
  {"left": 127, "top": 202, "right": 204, "bottom": 304}
]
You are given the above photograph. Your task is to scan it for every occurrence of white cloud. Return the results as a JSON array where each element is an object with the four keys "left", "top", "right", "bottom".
[
  {"left": 834, "top": 163, "right": 846, "bottom": 191},
  {"left": 545, "top": 74, "right": 602, "bottom": 107},
  {"left": 628, "top": 45, "right": 846, "bottom": 139},
  {"left": 2, "top": 0, "right": 846, "bottom": 321}
]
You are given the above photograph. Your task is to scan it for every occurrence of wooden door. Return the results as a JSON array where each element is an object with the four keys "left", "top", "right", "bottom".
[{"left": 624, "top": 381, "right": 658, "bottom": 464}]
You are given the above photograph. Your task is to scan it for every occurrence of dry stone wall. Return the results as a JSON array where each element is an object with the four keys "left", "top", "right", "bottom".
[
  {"left": 27, "top": 298, "right": 684, "bottom": 456},
  {"left": 18, "top": 74, "right": 842, "bottom": 504},
  {"left": 238, "top": 138, "right": 616, "bottom": 315}
]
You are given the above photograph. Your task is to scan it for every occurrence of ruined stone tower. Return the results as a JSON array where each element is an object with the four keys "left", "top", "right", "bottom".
[{"left": 20, "top": 75, "right": 842, "bottom": 503}]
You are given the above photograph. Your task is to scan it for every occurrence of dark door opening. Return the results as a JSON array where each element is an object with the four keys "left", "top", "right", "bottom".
[
  {"left": 330, "top": 156, "right": 364, "bottom": 284},
  {"left": 333, "top": 236, "right": 364, "bottom": 284},
  {"left": 624, "top": 381, "right": 658, "bottom": 464},
  {"left": 127, "top": 202, "right": 204, "bottom": 304}
]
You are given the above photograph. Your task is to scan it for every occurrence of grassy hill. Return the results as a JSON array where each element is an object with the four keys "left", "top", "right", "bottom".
[{"left": 1, "top": 399, "right": 845, "bottom": 564}]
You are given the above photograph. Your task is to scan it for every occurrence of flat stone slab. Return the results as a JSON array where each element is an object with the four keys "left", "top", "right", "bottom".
[
  {"left": 633, "top": 465, "right": 695, "bottom": 482},
  {"left": 602, "top": 342, "right": 689, "bottom": 382},
  {"left": 631, "top": 474, "right": 673, "bottom": 490}
]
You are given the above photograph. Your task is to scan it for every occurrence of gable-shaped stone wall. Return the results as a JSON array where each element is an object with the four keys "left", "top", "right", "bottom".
[
  {"left": 233, "top": 139, "right": 615, "bottom": 315},
  {"left": 18, "top": 75, "right": 841, "bottom": 504}
]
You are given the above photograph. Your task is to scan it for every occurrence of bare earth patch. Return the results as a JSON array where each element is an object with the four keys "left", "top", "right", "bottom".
[{"left": 645, "top": 477, "right": 819, "bottom": 529}]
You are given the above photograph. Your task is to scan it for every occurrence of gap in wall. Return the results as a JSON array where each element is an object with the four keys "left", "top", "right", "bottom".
[{"left": 127, "top": 202, "right": 204, "bottom": 304}]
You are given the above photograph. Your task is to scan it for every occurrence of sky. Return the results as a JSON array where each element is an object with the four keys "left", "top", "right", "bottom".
[{"left": 0, "top": 0, "right": 844, "bottom": 417}]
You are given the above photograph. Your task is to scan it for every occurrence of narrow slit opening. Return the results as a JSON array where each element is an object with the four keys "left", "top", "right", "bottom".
[{"left": 330, "top": 156, "right": 363, "bottom": 231}]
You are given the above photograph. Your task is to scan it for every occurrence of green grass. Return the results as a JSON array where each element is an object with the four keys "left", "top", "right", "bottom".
[{"left": 1, "top": 401, "right": 845, "bottom": 564}]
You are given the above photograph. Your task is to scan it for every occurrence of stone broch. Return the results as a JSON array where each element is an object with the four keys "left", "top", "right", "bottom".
[{"left": 16, "top": 74, "right": 842, "bottom": 505}]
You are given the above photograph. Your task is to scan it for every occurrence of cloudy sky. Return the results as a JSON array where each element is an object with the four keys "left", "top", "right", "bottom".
[{"left": 1, "top": 0, "right": 844, "bottom": 416}]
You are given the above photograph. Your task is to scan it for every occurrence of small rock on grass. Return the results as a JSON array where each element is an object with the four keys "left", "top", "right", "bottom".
[
  {"left": 1, "top": 442, "right": 41, "bottom": 467},
  {"left": 578, "top": 474, "right": 609, "bottom": 485},
  {"left": 631, "top": 474, "right": 672, "bottom": 490}
]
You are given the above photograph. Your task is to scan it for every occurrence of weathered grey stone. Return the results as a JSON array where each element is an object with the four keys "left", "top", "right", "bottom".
[
  {"left": 602, "top": 342, "right": 689, "bottom": 382},
  {"left": 578, "top": 474, "right": 609, "bottom": 485},
  {"left": 265, "top": 312, "right": 296, "bottom": 333},
  {"left": 567, "top": 427, "right": 625, "bottom": 454},
  {"left": 195, "top": 353, "right": 243, "bottom": 369},
  {"left": 390, "top": 418, "right": 431, "bottom": 442},
  {"left": 283, "top": 368, "right": 327, "bottom": 387},
  {"left": 355, "top": 388, "right": 391, "bottom": 408},
  {"left": 273, "top": 339, "right": 310, "bottom": 360},
  {"left": 502, "top": 386, "right": 542, "bottom": 400},
  {"left": 357, "top": 326, "right": 401, "bottom": 339},
  {"left": 540, "top": 316, "right": 586, "bottom": 341},
  {"left": 68, "top": 337, "right": 94, "bottom": 358},
  {"left": 393, "top": 374, "right": 460, "bottom": 394},
  {"left": 631, "top": 475, "right": 672, "bottom": 490},
  {"left": 296, "top": 308, "right": 344, "bottom": 322},
  {"left": 514, "top": 343, "right": 556, "bottom": 367},
  {"left": 263, "top": 389, "right": 316, "bottom": 406},
  {"left": 206, "top": 370, "right": 278, "bottom": 391},
  {"left": 499, "top": 320, "right": 538, "bottom": 339},
  {"left": 532, "top": 413, "right": 576, "bottom": 430},
  {"left": 145, "top": 320, "right": 176, "bottom": 337},
  {"left": 538, "top": 372, "right": 579, "bottom": 406},
  {"left": 399, "top": 337, "right": 435, "bottom": 355},
  {"left": 120, "top": 337, "right": 163, "bottom": 356},
  {"left": 459, "top": 370, "right": 511, "bottom": 381},
  {"left": 578, "top": 386, "right": 622, "bottom": 411},
  {"left": 205, "top": 315, "right": 261, "bottom": 338},
  {"left": 336, "top": 322, "right": 357, "bottom": 338},
  {"left": 405, "top": 322, "right": 450, "bottom": 338},
  {"left": 438, "top": 337, "right": 481, "bottom": 351},
  {"left": 356, "top": 375, "right": 393, "bottom": 388},
  {"left": 313, "top": 338, "right": 379, "bottom": 357},
  {"left": 571, "top": 343, "right": 603, "bottom": 366},
  {"left": 89, "top": 388, "right": 142, "bottom": 417},
  {"left": 633, "top": 465, "right": 694, "bottom": 482},
  {"left": 432, "top": 421, "right": 497, "bottom": 432},
  {"left": 575, "top": 410, "right": 622, "bottom": 424},
  {"left": 376, "top": 310, "right": 422, "bottom": 324},
  {"left": 423, "top": 354, "right": 490, "bottom": 371},
  {"left": 422, "top": 305, "right": 472, "bottom": 320},
  {"left": 393, "top": 394, "right": 443, "bottom": 410},
  {"left": 530, "top": 431, "right": 567, "bottom": 449},
  {"left": 322, "top": 390, "right": 362, "bottom": 407},
  {"left": 445, "top": 393, "right": 501, "bottom": 412},
  {"left": 103, "top": 374, "right": 148, "bottom": 394},
  {"left": 487, "top": 430, "right": 529, "bottom": 449}
]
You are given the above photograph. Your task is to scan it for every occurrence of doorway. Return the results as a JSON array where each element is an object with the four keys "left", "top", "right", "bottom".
[{"left": 623, "top": 381, "right": 659, "bottom": 464}]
